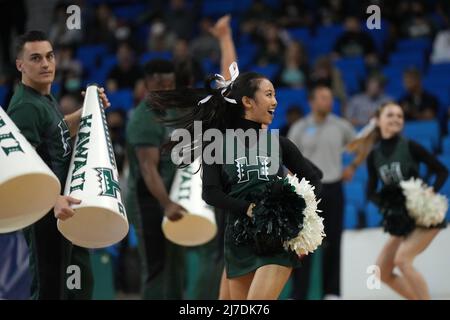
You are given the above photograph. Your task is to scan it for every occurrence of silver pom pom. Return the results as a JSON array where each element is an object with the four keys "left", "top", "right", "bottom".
[
  {"left": 283, "top": 175, "right": 326, "bottom": 256},
  {"left": 400, "top": 178, "right": 448, "bottom": 227}
]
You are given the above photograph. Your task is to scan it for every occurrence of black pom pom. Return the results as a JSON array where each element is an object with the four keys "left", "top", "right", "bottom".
[
  {"left": 379, "top": 184, "right": 415, "bottom": 236},
  {"left": 231, "top": 178, "right": 306, "bottom": 255}
]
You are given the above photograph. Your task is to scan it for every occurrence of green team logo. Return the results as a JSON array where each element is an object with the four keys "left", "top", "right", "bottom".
[
  {"left": 94, "top": 167, "right": 121, "bottom": 198},
  {"left": 235, "top": 156, "right": 270, "bottom": 183}
]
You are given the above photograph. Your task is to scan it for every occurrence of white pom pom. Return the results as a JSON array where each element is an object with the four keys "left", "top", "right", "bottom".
[
  {"left": 400, "top": 177, "right": 448, "bottom": 227},
  {"left": 283, "top": 174, "right": 326, "bottom": 256}
]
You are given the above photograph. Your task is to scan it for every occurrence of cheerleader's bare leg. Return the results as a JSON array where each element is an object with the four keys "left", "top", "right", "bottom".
[
  {"left": 228, "top": 271, "right": 255, "bottom": 299},
  {"left": 247, "top": 264, "right": 292, "bottom": 300},
  {"left": 377, "top": 236, "right": 418, "bottom": 300},
  {"left": 218, "top": 268, "right": 231, "bottom": 300},
  {"left": 394, "top": 228, "right": 440, "bottom": 300}
]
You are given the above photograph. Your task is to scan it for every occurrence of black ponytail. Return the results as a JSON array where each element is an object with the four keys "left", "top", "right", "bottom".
[{"left": 148, "top": 71, "right": 267, "bottom": 163}]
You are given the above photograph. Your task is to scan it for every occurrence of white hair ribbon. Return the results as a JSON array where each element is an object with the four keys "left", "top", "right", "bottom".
[{"left": 198, "top": 62, "right": 239, "bottom": 105}]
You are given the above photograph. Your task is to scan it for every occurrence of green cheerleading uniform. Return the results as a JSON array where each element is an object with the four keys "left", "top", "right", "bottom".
[
  {"left": 7, "top": 83, "right": 93, "bottom": 299},
  {"left": 367, "top": 135, "right": 448, "bottom": 235},
  {"left": 202, "top": 118, "right": 323, "bottom": 278}
]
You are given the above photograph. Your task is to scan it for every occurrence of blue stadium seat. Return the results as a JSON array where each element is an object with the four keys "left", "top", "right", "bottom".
[
  {"left": 388, "top": 51, "right": 425, "bottom": 72},
  {"left": 270, "top": 88, "right": 307, "bottom": 129},
  {"left": 0, "top": 86, "right": 9, "bottom": 107},
  {"left": 139, "top": 51, "right": 173, "bottom": 65},
  {"left": 250, "top": 64, "right": 280, "bottom": 81},
  {"left": 410, "top": 137, "right": 433, "bottom": 152},
  {"left": 363, "top": 19, "right": 389, "bottom": 53},
  {"left": 403, "top": 120, "right": 440, "bottom": 150},
  {"left": 332, "top": 99, "right": 341, "bottom": 116},
  {"left": 353, "top": 165, "right": 368, "bottom": 184},
  {"left": 334, "top": 57, "right": 366, "bottom": 95},
  {"left": 108, "top": 89, "right": 134, "bottom": 111},
  {"left": 427, "top": 63, "right": 450, "bottom": 76},
  {"left": 334, "top": 57, "right": 366, "bottom": 77},
  {"left": 343, "top": 204, "right": 358, "bottom": 229},
  {"left": 365, "top": 202, "right": 382, "bottom": 228},
  {"left": 76, "top": 45, "right": 109, "bottom": 71},
  {"left": 288, "top": 27, "right": 310, "bottom": 44},
  {"left": 51, "top": 83, "right": 60, "bottom": 97},
  {"left": 308, "top": 38, "right": 335, "bottom": 62},
  {"left": 233, "top": 0, "right": 252, "bottom": 13},
  {"left": 344, "top": 181, "right": 366, "bottom": 210},
  {"left": 340, "top": 71, "right": 362, "bottom": 95},
  {"left": 442, "top": 136, "right": 450, "bottom": 154},
  {"left": 316, "top": 24, "right": 344, "bottom": 41},
  {"left": 201, "top": 58, "right": 220, "bottom": 75},
  {"left": 113, "top": 4, "right": 148, "bottom": 21},
  {"left": 202, "top": 0, "right": 234, "bottom": 17},
  {"left": 342, "top": 152, "right": 354, "bottom": 166},
  {"left": 236, "top": 44, "right": 257, "bottom": 69},
  {"left": 396, "top": 38, "right": 432, "bottom": 53}
]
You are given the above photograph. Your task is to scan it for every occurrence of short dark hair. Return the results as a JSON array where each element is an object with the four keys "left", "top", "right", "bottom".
[
  {"left": 308, "top": 84, "right": 332, "bottom": 100},
  {"left": 143, "top": 59, "right": 175, "bottom": 77},
  {"left": 403, "top": 67, "right": 421, "bottom": 79},
  {"left": 15, "top": 30, "right": 50, "bottom": 58}
]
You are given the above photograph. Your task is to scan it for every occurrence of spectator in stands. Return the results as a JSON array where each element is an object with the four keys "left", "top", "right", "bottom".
[
  {"left": 85, "top": 3, "right": 117, "bottom": 45},
  {"left": 240, "top": 0, "right": 275, "bottom": 40},
  {"left": 400, "top": 1, "right": 434, "bottom": 39},
  {"left": 190, "top": 17, "right": 221, "bottom": 63},
  {"left": 333, "top": 16, "right": 377, "bottom": 66},
  {"left": 106, "top": 109, "right": 126, "bottom": 174},
  {"left": 280, "top": 105, "right": 303, "bottom": 137},
  {"left": 59, "top": 93, "right": 82, "bottom": 116},
  {"left": 0, "top": 0, "right": 26, "bottom": 74},
  {"left": 430, "top": 26, "right": 450, "bottom": 64},
  {"left": 275, "top": 41, "right": 308, "bottom": 88},
  {"left": 308, "top": 56, "right": 347, "bottom": 106},
  {"left": 255, "top": 23, "right": 286, "bottom": 66},
  {"left": 147, "top": 18, "right": 177, "bottom": 52},
  {"left": 345, "top": 74, "right": 392, "bottom": 127},
  {"left": 319, "top": 0, "right": 345, "bottom": 25},
  {"left": 106, "top": 42, "right": 143, "bottom": 92},
  {"left": 164, "top": 0, "right": 195, "bottom": 40},
  {"left": 55, "top": 45, "right": 83, "bottom": 96},
  {"left": 399, "top": 68, "right": 439, "bottom": 121},
  {"left": 288, "top": 85, "right": 361, "bottom": 300},
  {"left": 48, "top": 3, "right": 83, "bottom": 47},
  {"left": 277, "top": 0, "right": 313, "bottom": 28},
  {"left": 172, "top": 38, "right": 204, "bottom": 84}
]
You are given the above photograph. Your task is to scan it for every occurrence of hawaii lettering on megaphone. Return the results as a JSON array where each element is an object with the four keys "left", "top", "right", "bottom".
[
  {"left": 69, "top": 114, "right": 92, "bottom": 192},
  {"left": 0, "top": 115, "right": 24, "bottom": 156}
]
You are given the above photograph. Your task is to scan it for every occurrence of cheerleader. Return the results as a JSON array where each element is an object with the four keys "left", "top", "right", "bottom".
[
  {"left": 149, "top": 67, "right": 323, "bottom": 300},
  {"left": 350, "top": 102, "right": 448, "bottom": 300}
]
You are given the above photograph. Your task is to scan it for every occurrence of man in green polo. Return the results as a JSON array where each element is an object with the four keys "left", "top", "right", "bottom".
[
  {"left": 7, "top": 31, "right": 110, "bottom": 299},
  {"left": 126, "top": 59, "right": 186, "bottom": 299}
]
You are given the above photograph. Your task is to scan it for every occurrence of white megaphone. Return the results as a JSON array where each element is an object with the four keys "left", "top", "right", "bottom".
[
  {"left": 0, "top": 107, "right": 61, "bottom": 233},
  {"left": 58, "top": 85, "right": 129, "bottom": 248},
  {"left": 163, "top": 158, "right": 217, "bottom": 246}
]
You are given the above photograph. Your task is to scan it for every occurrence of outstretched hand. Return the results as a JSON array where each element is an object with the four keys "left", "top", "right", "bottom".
[{"left": 209, "top": 15, "right": 232, "bottom": 40}]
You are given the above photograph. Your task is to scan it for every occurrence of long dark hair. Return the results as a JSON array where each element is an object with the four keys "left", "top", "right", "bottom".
[{"left": 148, "top": 71, "right": 267, "bottom": 161}]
